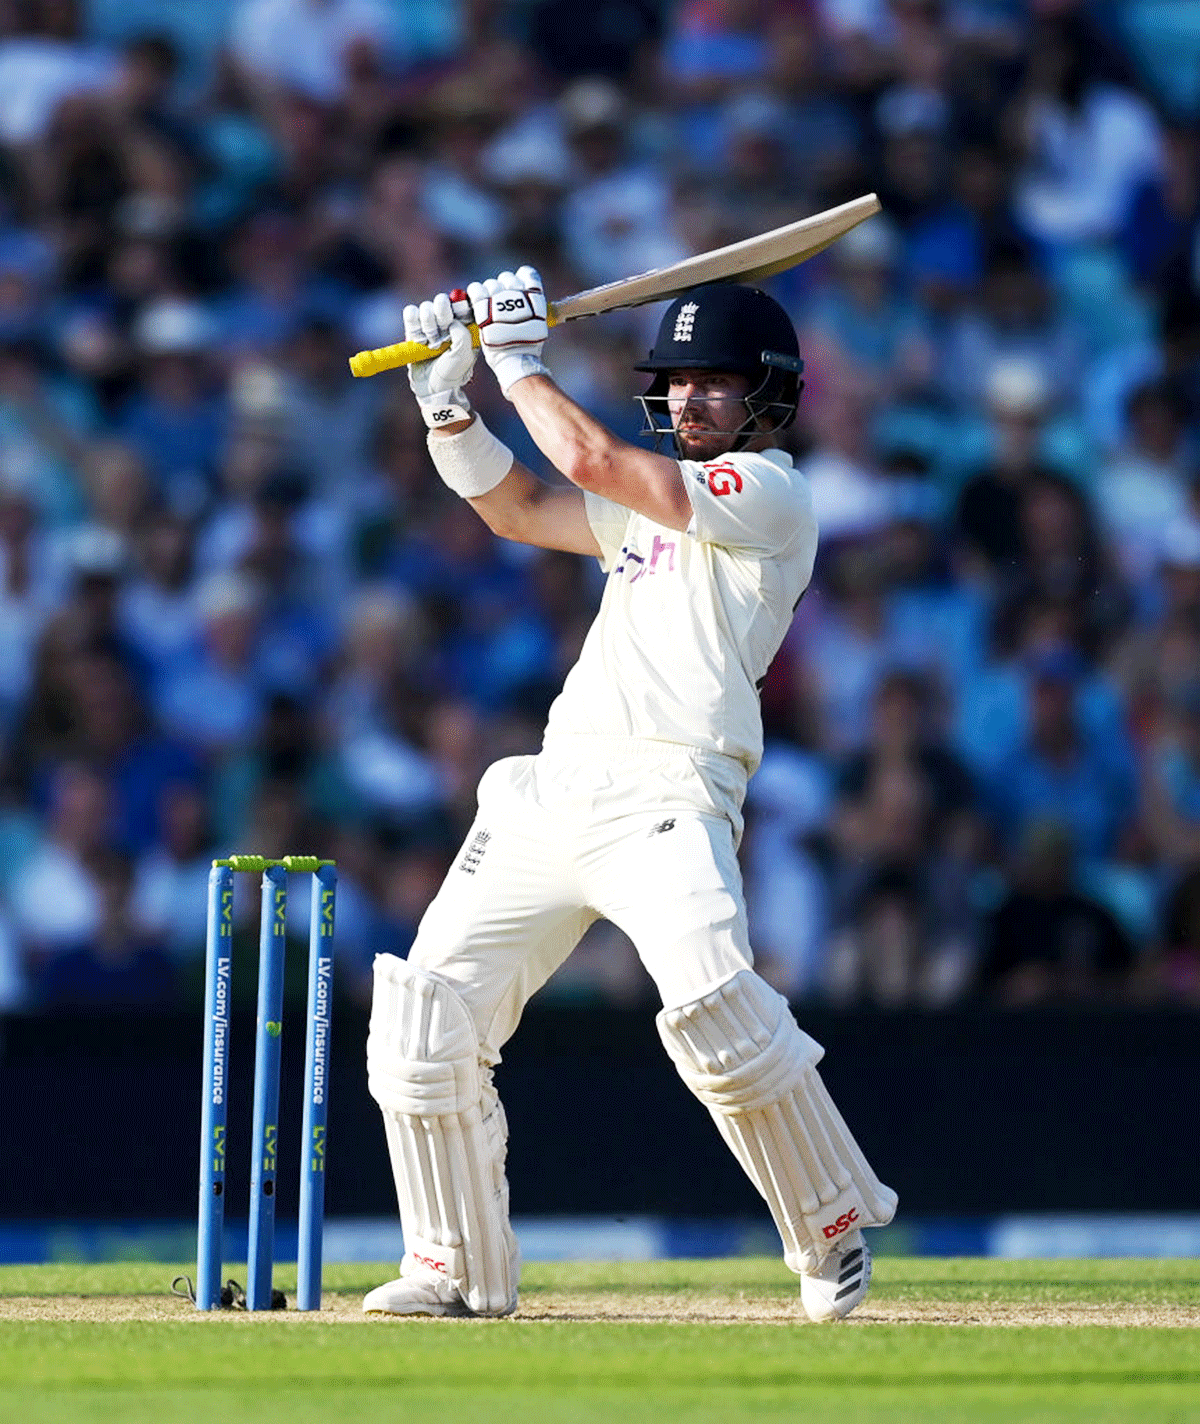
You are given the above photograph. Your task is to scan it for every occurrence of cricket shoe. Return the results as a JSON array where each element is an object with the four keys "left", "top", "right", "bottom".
[
  {"left": 363, "top": 1269, "right": 516, "bottom": 1318},
  {"left": 800, "top": 1231, "right": 872, "bottom": 1322}
]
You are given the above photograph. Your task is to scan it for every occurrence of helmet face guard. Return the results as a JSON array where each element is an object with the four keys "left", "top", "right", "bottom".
[{"left": 634, "top": 285, "right": 805, "bottom": 455}]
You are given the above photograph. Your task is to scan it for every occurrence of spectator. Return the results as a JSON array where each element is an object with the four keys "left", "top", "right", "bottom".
[
  {"left": 878, "top": 450, "right": 986, "bottom": 696},
  {"left": 798, "top": 374, "right": 892, "bottom": 543},
  {"left": 707, "top": 92, "right": 802, "bottom": 238},
  {"left": 80, "top": 438, "right": 151, "bottom": 546},
  {"left": 48, "top": 645, "right": 201, "bottom": 852},
  {"left": 11, "top": 759, "right": 113, "bottom": 959},
  {"left": 804, "top": 215, "right": 932, "bottom": 398},
  {"left": 526, "top": 0, "right": 664, "bottom": 85},
  {"left": 0, "top": 336, "right": 93, "bottom": 528},
  {"left": 323, "top": 583, "right": 427, "bottom": 742},
  {"left": 660, "top": 0, "right": 775, "bottom": 167},
  {"left": 836, "top": 668, "right": 979, "bottom": 846},
  {"left": 822, "top": 670, "right": 979, "bottom": 1005},
  {"left": 1095, "top": 379, "right": 1194, "bottom": 583},
  {"left": 940, "top": 238, "right": 1082, "bottom": 410},
  {"left": 954, "top": 594, "right": 1129, "bottom": 782},
  {"left": 106, "top": 33, "right": 194, "bottom": 157},
  {"left": 793, "top": 536, "right": 894, "bottom": 752},
  {"left": 281, "top": 314, "right": 383, "bottom": 508},
  {"left": 154, "top": 568, "right": 270, "bottom": 753},
  {"left": 1140, "top": 681, "right": 1200, "bottom": 874},
  {"left": 1108, "top": 519, "right": 1200, "bottom": 743},
  {"left": 986, "top": 645, "right": 1137, "bottom": 864},
  {"left": 824, "top": 864, "right": 961, "bottom": 1007},
  {"left": 36, "top": 847, "right": 176, "bottom": 1007},
  {"left": 560, "top": 77, "right": 687, "bottom": 287},
  {"left": 229, "top": 0, "right": 399, "bottom": 106},
  {"left": 1006, "top": 471, "right": 1129, "bottom": 659},
  {"left": 1120, "top": 122, "right": 1200, "bottom": 291},
  {"left": 0, "top": 0, "right": 114, "bottom": 146},
  {"left": 119, "top": 297, "right": 227, "bottom": 517},
  {"left": 335, "top": 668, "right": 446, "bottom": 829},
  {"left": 1013, "top": 15, "right": 1164, "bottom": 250},
  {"left": 0, "top": 466, "right": 57, "bottom": 727},
  {"left": 977, "top": 820, "right": 1136, "bottom": 1005},
  {"left": 119, "top": 509, "right": 200, "bottom": 682},
  {"left": 219, "top": 209, "right": 348, "bottom": 358},
  {"left": 132, "top": 780, "right": 215, "bottom": 962},
  {"left": 743, "top": 735, "right": 833, "bottom": 999},
  {"left": 351, "top": 156, "right": 456, "bottom": 353},
  {"left": 952, "top": 358, "right": 1070, "bottom": 583},
  {"left": 210, "top": 689, "right": 348, "bottom": 846},
  {"left": 419, "top": 79, "right": 509, "bottom": 255}
]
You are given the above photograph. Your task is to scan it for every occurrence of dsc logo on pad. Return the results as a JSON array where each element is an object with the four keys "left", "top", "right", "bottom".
[{"left": 822, "top": 1209, "right": 859, "bottom": 1240}]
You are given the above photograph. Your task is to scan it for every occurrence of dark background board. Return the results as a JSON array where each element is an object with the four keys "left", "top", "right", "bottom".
[{"left": 2, "top": 1004, "right": 1196, "bottom": 1222}]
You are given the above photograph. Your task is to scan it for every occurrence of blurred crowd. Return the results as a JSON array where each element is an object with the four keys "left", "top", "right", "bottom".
[{"left": 0, "top": 0, "right": 1196, "bottom": 1014}]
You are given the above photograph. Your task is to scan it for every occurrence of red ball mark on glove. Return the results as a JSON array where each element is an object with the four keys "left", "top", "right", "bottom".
[{"left": 449, "top": 288, "right": 468, "bottom": 302}]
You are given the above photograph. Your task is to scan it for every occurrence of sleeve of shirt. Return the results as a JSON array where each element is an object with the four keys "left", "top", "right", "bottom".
[
  {"left": 583, "top": 488, "right": 632, "bottom": 572},
  {"left": 681, "top": 451, "right": 817, "bottom": 558}
]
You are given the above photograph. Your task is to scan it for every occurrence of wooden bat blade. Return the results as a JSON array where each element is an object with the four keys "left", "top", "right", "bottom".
[
  {"left": 348, "top": 193, "right": 880, "bottom": 376},
  {"left": 550, "top": 193, "right": 881, "bottom": 321}
]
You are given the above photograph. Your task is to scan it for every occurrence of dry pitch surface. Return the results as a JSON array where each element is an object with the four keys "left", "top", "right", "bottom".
[
  {"left": 3, "top": 1257, "right": 1199, "bottom": 1328},
  {"left": 2, "top": 1258, "right": 1198, "bottom": 1423}
]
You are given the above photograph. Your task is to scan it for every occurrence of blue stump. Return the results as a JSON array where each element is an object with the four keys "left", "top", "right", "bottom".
[
  {"left": 197, "top": 863, "right": 234, "bottom": 1310},
  {"left": 247, "top": 863, "right": 288, "bottom": 1310},
  {"left": 297, "top": 863, "right": 336, "bottom": 1310}
]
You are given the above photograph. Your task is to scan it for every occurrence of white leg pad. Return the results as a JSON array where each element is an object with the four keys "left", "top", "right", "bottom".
[
  {"left": 367, "top": 953, "right": 518, "bottom": 1314},
  {"left": 657, "top": 970, "right": 897, "bottom": 1273}
]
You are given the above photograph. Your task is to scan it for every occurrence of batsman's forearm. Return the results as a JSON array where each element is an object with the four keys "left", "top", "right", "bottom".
[{"left": 507, "top": 373, "right": 626, "bottom": 492}]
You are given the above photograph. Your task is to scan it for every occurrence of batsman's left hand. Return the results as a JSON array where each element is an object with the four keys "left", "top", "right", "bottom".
[
  {"left": 467, "top": 267, "right": 550, "bottom": 398},
  {"left": 404, "top": 290, "right": 476, "bottom": 430}
]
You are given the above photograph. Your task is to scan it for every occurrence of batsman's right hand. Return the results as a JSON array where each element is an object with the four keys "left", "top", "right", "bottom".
[{"left": 404, "top": 290, "right": 476, "bottom": 430}]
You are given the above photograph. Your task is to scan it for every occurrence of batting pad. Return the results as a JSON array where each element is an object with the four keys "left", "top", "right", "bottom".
[
  {"left": 367, "top": 954, "right": 517, "bottom": 1314},
  {"left": 657, "top": 970, "right": 897, "bottom": 1273}
]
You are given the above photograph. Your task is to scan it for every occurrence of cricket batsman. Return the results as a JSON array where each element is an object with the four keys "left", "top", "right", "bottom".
[{"left": 363, "top": 268, "right": 897, "bottom": 1322}]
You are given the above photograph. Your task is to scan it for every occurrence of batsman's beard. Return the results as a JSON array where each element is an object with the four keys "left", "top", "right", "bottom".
[{"left": 675, "top": 419, "right": 748, "bottom": 461}]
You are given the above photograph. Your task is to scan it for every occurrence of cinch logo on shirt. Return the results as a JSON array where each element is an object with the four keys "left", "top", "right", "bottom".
[
  {"left": 704, "top": 462, "right": 743, "bottom": 496},
  {"left": 614, "top": 534, "right": 676, "bottom": 581}
]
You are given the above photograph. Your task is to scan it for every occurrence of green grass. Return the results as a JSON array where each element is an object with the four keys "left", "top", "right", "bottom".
[{"left": 2, "top": 1258, "right": 1198, "bottom": 1423}]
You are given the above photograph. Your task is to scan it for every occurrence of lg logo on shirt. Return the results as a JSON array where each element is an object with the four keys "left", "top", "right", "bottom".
[{"left": 705, "top": 462, "right": 743, "bottom": 496}]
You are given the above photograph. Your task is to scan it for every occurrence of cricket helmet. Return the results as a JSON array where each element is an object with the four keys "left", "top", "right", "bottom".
[{"left": 634, "top": 284, "right": 804, "bottom": 452}]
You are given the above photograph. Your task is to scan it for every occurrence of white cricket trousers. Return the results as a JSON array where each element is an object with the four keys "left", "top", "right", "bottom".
[{"left": 407, "top": 736, "right": 755, "bottom": 1061}]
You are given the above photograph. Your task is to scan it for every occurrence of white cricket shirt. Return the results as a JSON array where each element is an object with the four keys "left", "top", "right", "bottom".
[{"left": 542, "top": 448, "right": 818, "bottom": 774}]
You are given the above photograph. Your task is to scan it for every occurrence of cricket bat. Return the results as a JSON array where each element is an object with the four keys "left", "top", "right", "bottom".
[{"left": 348, "top": 192, "right": 881, "bottom": 377}]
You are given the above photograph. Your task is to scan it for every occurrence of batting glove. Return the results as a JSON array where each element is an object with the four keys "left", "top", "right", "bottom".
[
  {"left": 467, "top": 266, "right": 550, "bottom": 398},
  {"left": 405, "top": 290, "right": 477, "bottom": 430}
]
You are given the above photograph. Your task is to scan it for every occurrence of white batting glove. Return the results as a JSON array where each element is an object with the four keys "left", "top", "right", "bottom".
[
  {"left": 404, "top": 289, "right": 476, "bottom": 430},
  {"left": 466, "top": 266, "right": 550, "bottom": 398}
]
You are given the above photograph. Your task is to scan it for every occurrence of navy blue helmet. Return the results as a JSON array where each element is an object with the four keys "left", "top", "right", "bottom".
[{"left": 634, "top": 284, "right": 804, "bottom": 452}]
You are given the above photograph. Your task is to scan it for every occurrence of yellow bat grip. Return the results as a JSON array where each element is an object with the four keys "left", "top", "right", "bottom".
[{"left": 348, "top": 306, "right": 560, "bottom": 378}]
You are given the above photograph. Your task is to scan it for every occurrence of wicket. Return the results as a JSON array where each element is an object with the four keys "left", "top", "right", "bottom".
[{"left": 197, "top": 855, "right": 337, "bottom": 1311}]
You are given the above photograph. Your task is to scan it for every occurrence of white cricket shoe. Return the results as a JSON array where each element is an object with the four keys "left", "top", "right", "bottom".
[
  {"left": 800, "top": 1231, "right": 872, "bottom": 1322},
  {"left": 363, "top": 1269, "right": 516, "bottom": 1318}
]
